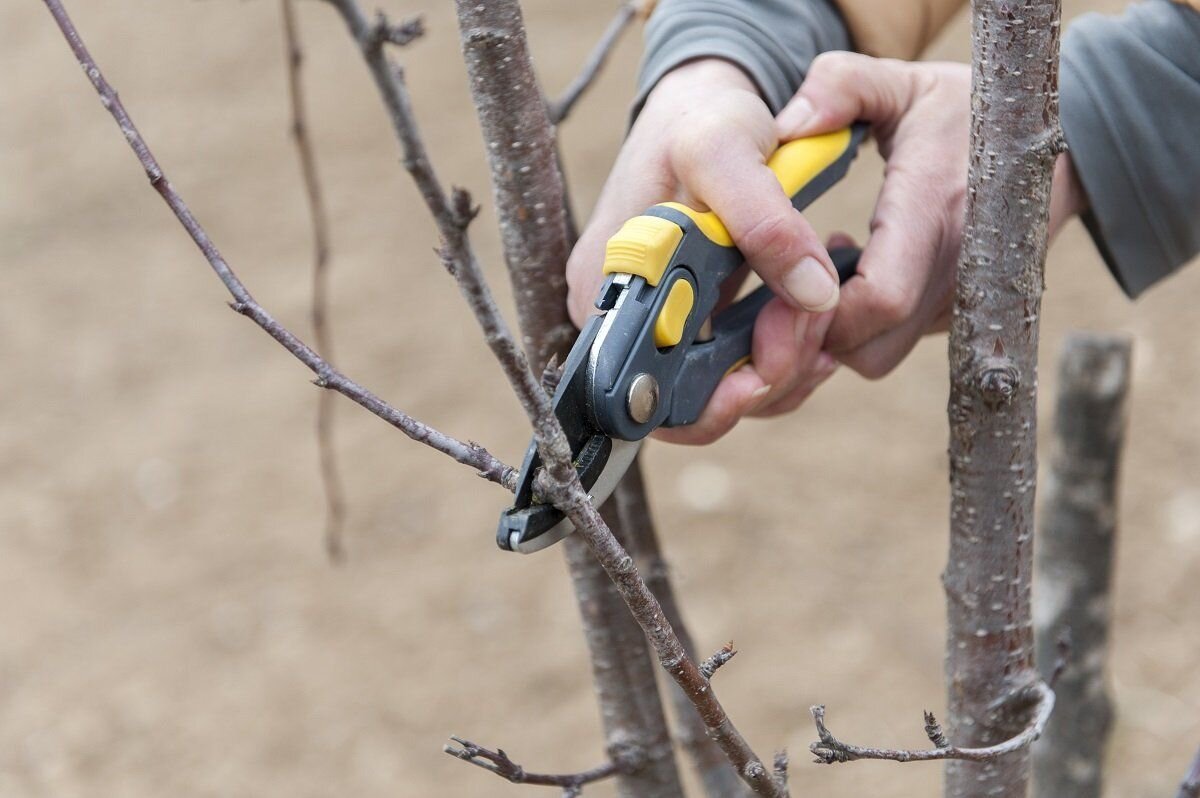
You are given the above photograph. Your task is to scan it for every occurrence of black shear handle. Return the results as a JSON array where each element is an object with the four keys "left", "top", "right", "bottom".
[{"left": 666, "top": 246, "right": 859, "bottom": 427}]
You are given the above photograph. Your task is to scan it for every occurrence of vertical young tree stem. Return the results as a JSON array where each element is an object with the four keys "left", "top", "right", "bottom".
[
  {"left": 945, "top": 2, "right": 1064, "bottom": 796},
  {"left": 616, "top": 459, "right": 751, "bottom": 797},
  {"left": 452, "top": 3, "right": 683, "bottom": 795},
  {"left": 1033, "top": 333, "right": 1131, "bottom": 798}
]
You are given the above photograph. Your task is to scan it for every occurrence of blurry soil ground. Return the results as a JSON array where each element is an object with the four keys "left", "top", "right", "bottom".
[{"left": 2, "top": 1, "right": 1198, "bottom": 796}]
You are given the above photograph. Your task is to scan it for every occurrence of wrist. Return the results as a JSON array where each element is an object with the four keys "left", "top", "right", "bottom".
[
  {"left": 1050, "top": 151, "right": 1087, "bottom": 237},
  {"left": 651, "top": 57, "right": 759, "bottom": 100}
]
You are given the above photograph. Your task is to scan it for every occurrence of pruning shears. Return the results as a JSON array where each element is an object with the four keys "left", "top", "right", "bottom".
[{"left": 497, "top": 123, "right": 868, "bottom": 553}]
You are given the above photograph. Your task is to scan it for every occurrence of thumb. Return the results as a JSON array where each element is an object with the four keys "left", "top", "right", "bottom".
[{"left": 776, "top": 52, "right": 918, "bottom": 139}]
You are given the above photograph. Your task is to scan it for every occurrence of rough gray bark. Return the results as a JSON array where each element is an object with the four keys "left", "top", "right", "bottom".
[
  {"left": 455, "top": 0, "right": 575, "bottom": 372},
  {"left": 453, "top": 3, "right": 683, "bottom": 796},
  {"left": 1033, "top": 333, "right": 1131, "bottom": 798},
  {"left": 944, "top": 2, "right": 1064, "bottom": 797},
  {"left": 616, "top": 459, "right": 751, "bottom": 798}
]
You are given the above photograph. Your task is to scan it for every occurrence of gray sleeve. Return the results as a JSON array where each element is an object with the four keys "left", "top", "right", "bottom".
[
  {"left": 1060, "top": 1, "right": 1200, "bottom": 297},
  {"left": 633, "top": 0, "right": 851, "bottom": 116}
]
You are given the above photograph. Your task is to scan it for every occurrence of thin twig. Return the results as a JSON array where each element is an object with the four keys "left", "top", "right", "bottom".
[
  {"left": 281, "top": 0, "right": 347, "bottom": 562},
  {"left": 321, "top": 0, "right": 577, "bottom": 485},
  {"left": 809, "top": 681, "right": 1055, "bottom": 765},
  {"left": 1178, "top": 747, "right": 1200, "bottom": 798},
  {"left": 547, "top": 2, "right": 639, "bottom": 124},
  {"left": 444, "top": 737, "right": 618, "bottom": 793},
  {"left": 41, "top": 0, "right": 516, "bottom": 492}
]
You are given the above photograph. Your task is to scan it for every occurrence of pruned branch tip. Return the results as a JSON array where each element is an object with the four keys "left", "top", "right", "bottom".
[
  {"left": 444, "top": 736, "right": 618, "bottom": 794},
  {"left": 810, "top": 681, "right": 1055, "bottom": 766}
]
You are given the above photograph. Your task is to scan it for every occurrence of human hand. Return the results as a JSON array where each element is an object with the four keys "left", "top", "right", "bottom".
[
  {"left": 567, "top": 58, "right": 844, "bottom": 445},
  {"left": 776, "top": 52, "right": 1086, "bottom": 378}
]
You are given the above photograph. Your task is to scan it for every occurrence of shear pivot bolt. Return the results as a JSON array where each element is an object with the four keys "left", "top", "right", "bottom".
[{"left": 627, "top": 373, "right": 659, "bottom": 424}]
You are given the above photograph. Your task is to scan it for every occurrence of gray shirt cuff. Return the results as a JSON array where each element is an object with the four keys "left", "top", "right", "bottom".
[
  {"left": 634, "top": 0, "right": 850, "bottom": 117},
  {"left": 1060, "top": 0, "right": 1200, "bottom": 297}
]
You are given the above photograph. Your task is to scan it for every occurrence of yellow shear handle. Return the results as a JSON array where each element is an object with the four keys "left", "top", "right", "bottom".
[
  {"left": 658, "top": 127, "right": 855, "bottom": 247},
  {"left": 601, "top": 127, "right": 856, "bottom": 285}
]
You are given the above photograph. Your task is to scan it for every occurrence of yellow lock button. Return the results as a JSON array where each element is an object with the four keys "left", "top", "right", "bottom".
[
  {"left": 603, "top": 215, "right": 683, "bottom": 286},
  {"left": 654, "top": 278, "right": 695, "bottom": 348}
]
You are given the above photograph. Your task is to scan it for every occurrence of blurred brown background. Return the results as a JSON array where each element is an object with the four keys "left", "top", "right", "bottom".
[{"left": 2, "top": 1, "right": 1197, "bottom": 796}]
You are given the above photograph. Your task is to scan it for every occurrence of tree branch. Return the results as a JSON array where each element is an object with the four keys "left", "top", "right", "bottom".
[
  {"left": 281, "top": 0, "right": 347, "bottom": 562},
  {"left": 547, "top": 1, "right": 643, "bottom": 125},
  {"left": 452, "top": 2, "right": 782, "bottom": 794},
  {"left": 615, "top": 460, "right": 750, "bottom": 797},
  {"left": 944, "top": 2, "right": 1063, "bottom": 794},
  {"left": 444, "top": 736, "right": 619, "bottom": 795},
  {"left": 809, "top": 681, "right": 1055, "bottom": 765},
  {"left": 40, "top": 0, "right": 516, "bottom": 492}
]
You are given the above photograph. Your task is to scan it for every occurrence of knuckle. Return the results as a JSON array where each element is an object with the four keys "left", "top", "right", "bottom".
[
  {"left": 870, "top": 285, "right": 919, "bottom": 327},
  {"left": 738, "top": 211, "right": 803, "bottom": 268}
]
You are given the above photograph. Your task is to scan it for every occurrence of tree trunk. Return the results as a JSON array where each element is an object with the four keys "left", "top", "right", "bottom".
[
  {"left": 617, "top": 459, "right": 751, "bottom": 797},
  {"left": 944, "top": 2, "right": 1064, "bottom": 796},
  {"left": 1033, "top": 333, "right": 1130, "bottom": 798},
  {"left": 453, "top": 3, "right": 684, "bottom": 795}
]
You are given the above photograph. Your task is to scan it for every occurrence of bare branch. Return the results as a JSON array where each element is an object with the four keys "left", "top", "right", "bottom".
[
  {"left": 321, "top": 0, "right": 576, "bottom": 483},
  {"left": 809, "top": 681, "right": 1054, "bottom": 765},
  {"left": 548, "top": 2, "right": 639, "bottom": 124},
  {"left": 1177, "top": 748, "right": 1200, "bottom": 798},
  {"left": 444, "top": 736, "right": 618, "bottom": 793},
  {"left": 369, "top": 10, "right": 424, "bottom": 49},
  {"left": 41, "top": 0, "right": 516, "bottom": 491},
  {"left": 616, "top": 460, "right": 749, "bottom": 797},
  {"left": 699, "top": 642, "right": 736, "bottom": 680},
  {"left": 557, "top": 490, "right": 787, "bottom": 798},
  {"left": 281, "top": 0, "right": 347, "bottom": 562}
]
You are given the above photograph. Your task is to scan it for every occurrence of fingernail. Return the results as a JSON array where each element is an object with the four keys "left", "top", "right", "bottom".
[
  {"left": 748, "top": 383, "right": 772, "bottom": 411},
  {"left": 777, "top": 96, "right": 816, "bottom": 134},
  {"left": 782, "top": 256, "right": 839, "bottom": 312}
]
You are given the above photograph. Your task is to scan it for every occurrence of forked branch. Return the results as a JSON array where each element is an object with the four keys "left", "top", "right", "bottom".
[
  {"left": 809, "top": 681, "right": 1054, "bottom": 765},
  {"left": 41, "top": 0, "right": 516, "bottom": 492},
  {"left": 444, "top": 736, "right": 619, "bottom": 796}
]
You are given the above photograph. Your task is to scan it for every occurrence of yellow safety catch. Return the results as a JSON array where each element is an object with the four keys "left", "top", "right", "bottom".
[
  {"left": 653, "top": 278, "right": 695, "bottom": 348},
  {"left": 602, "top": 215, "right": 683, "bottom": 286}
]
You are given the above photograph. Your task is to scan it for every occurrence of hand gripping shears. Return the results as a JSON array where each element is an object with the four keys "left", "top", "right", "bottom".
[{"left": 497, "top": 123, "right": 867, "bottom": 553}]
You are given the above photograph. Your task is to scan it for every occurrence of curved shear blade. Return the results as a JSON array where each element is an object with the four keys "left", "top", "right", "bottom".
[{"left": 496, "top": 314, "right": 641, "bottom": 554}]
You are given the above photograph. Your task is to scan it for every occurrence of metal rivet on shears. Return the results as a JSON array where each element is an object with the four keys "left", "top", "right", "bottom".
[{"left": 627, "top": 373, "right": 659, "bottom": 424}]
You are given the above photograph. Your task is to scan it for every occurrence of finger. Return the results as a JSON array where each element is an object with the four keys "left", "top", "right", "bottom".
[
  {"left": 776, "top": 51, "right": 918, "bottom": 140},
  {"left": 566, "top": 156, "right": 677, "bottom": 327},
  {"left": 823, "top": 167, "right": 943, "bottom": 358},
  {"left": 651, "top": 365, "right": 770, "bottom": 446},
  {"left": 670, "top": 117, "right": 841, "bottom": 315},
  {"left": 743, "top": 299, "right": 836, "bottom": 409},
  {"left": 750, "top": 352, "right": 840, "bottom": 417}
]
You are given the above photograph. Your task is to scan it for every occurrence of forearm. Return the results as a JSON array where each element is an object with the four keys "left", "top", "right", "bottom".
[
  {"left": 634, "top": 0, "right": 850, "bottom": 115},
  {"left": 1060, "top": 0, "right": 1200, "bottom": 296}
]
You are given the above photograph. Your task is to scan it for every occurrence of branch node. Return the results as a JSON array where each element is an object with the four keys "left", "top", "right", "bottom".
[
  {"left": 976, "top": 355, "right": 1020, "bottom": 406},
  {"left": 699, "top": 641, "right": 737, "bottom": 680},
  {"left": 368, "top": 11, "right": 425, "bottom": 51},
  {"left": 924, "top": 710, "right": 950, "bottom": 749}
]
